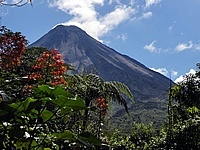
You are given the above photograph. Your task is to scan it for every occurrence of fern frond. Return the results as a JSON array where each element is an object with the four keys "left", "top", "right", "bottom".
[
  {"left": 104, "top": 82, "right": 130, "bottom": 114},
  {"left": 85, "top": 73, "right": 105, "bottom": 90},
  {"left": 106, "top": 81, "right": 134, "bottom": 102}
]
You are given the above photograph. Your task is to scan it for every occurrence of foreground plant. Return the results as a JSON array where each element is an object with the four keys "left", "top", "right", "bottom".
[{"left": 0, "top": 85, "right": 102, "bottom": 149}]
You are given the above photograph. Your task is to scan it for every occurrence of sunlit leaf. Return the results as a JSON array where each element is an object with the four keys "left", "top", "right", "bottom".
[
  {"left": 61, "top": 107, "right": 72, "bottom": 114},
  {"left": 52, "top": 85, "right": 71, "bottom": 97},
  {"left": 65, "top": 96, "right": 86, "bottom": 111},
  {"left": 52, "top": 95, "right": 86, "bottom": 111},
  {"left": 23, "top": 97, "right": 37, "bottom": 111},
  {"left": 9, "top": 102, "right": 24, "bottom": 112},
  {"left": 36, "top": 85, "right": 53, "bottom": 95},
  {"left": 53, "top": 130, "right": 75, "bottom": 140},
  {"left": 40, "top": 110, "right": 54, "bottom": 122}
]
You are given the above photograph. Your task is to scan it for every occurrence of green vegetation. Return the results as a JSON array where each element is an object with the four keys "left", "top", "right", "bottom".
[{"left": 0, "top": 27, "right": 200, "bottom": 149}]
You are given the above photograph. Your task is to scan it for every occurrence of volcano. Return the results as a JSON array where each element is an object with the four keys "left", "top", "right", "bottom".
[
  {"left": 29, "top": 25, "right": 170, "bottom": 101},
  {"left": 29, "top": 25, "right": 170, "bottom": 128}
]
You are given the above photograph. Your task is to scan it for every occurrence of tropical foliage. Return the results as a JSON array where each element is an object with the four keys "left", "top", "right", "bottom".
[
  {"left": 1, "top": 26, "right": 200, "bottom": 149},
  {"left": 0, "top": 27, "right": 134, "bottom": 149}
]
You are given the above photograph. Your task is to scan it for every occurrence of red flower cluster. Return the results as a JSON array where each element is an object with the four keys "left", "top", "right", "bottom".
[
  {"left": 96, "top": 97, "right": 108, "bottom": 115},
  {"left": 29, "top": 49, "right": 67, "bottom": 86},
  {"left": 0, "top": 28, "right": 27, "bottom": 69}
]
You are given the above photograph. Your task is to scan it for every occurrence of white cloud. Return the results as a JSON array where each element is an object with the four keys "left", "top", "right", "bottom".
[
  {"left": 168, "top": 26, "right": 173, "bottom": 31},
  {"left": 145, "top": 0, "right": 161, "bottom": 9},
  {"left": 171, "top": 70, "right": 178, "bottom": 79},
  {"left": 49, "top": 0, "right": 136, "bottom": 41},
  {"left": 150, "top": 68, "right": 179, "bottom": 80},
  {"left": 108, "top": 0, "right": 121, "bottom": 5},
  {"left": 194, "top": 44, "right": 200, "bottom": 50},
  {"left": 174, "top": 76, "right": 184, "bottom": 83},
  {"left": 168, "top": 22, "right": 176, "bottom": 33},
  {"left": 174, "top": 69, "right": 196, "bottom": 83},
  {"left": 141, "top": 11, "right": 153, "bottom": 19},
  {"left": 175, "top": 41, "right": 193, "bottom": 51},
  {"left": 150, "top": 67, "right": 168, "bottom": 76},
  {"left": 116, "top": 33, "right": 127, "bottom": 41},
  {"left": 175, "top": 40, "right": 200, "bottom": 52},
  {"left": 121, "top": 33, "right": 127, "bottom": 41},
  {"left": 130, "top": 0, "right": 135, "bottom": 6},
  {"left": 144, "top": 40, "right": 160, "bottom": 52}
]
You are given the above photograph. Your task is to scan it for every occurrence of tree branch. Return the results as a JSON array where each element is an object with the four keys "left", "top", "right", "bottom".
[{"left": 0, "top": 0, "right": 32, "bottom": 7}]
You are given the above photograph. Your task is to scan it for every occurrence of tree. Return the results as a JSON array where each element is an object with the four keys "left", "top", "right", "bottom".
[
  {"left": 0, "top": 0, "right": 32, "bottom": 7},
  {"left": 164, "top": 64, "right": 200, "bottom": 149},
  {"left": 0, "top": 27, "right": 102, "bottom": 149},
  {"left": 65, "top": 73, "right": 134, "bottom": 136}
]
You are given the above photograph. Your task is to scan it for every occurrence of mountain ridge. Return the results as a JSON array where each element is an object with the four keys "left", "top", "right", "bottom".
[{"left": 29, "top": 25, "right": 170, "bottom": 102}]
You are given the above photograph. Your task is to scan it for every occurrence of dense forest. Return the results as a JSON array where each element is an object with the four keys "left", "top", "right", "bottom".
[{"left": 0, "top": 26, "right": 200, "bottom": 149}]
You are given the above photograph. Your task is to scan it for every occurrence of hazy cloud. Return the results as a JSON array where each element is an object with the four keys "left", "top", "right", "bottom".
[
  {"left": 141, "top": 11, "right": 153, "bottom": 19},
  {"left": 117, "top": 33, "right": 127, "bottom": 41},
  {"left": 130, "top": 0, "right": 135, "bottom": 6},
  {"left": 195, "top": 45, "right": 200, "bottom": 50},
  {"left": 150, "top": 68, "right": 179, "bottom": 80},
  {"left": 171, "top": 70, "right": 178, "bottom": 79},
  {"left": 108, "top": 0, "right": 121, "bottom": 5},
  {"left": 150, "top": 67, "right": 168, "bottom": 76},
  {"left": 145, "top": 0, "right": 161, "bottom": 9},
  {"left": 49, "top": 0, "right": 136, "bottom": 41},
  {"left": 144, "top": 40, "right": 161, "bottom": 52},
  {"left": 174, "top": 69, "right": 196, "bottom": 83},
  {"left": 168, "top": 25, "right": 173, "bottom": 34},
  {"left": 174, "top": 40, "right": 200, "bottom": 52},
  {"left": 175, "top": 41, "right": 193, "bottom": 51},
  {"left": 168, "top": 22, "right": 176, "bottom": 33}
]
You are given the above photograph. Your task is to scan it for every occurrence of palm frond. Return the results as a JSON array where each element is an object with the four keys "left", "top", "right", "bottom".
[
  {"left": 66, "top": 74, "right": 84, "bottom": 86},
  {"left": 65, "top": 74, "right": 87, "bottom": 94},
  {"left": 106, "top": 81, "right": 134, "bottom": 102},
  {"left": 85, "top": 73, "right": 105, "bottom": 91},
  {"left": 104, "top": 82, "right": 131, "bottom": 114},
  {"left": 65, "top": 73, "right": 133, "bottom": 115}
]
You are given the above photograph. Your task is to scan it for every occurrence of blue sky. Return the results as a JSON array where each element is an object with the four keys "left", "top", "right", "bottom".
[{"left": 1, "top": 0, "right": 200, "bottom": 82}]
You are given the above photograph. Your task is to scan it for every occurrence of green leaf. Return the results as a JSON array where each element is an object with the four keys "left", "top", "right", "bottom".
[
  {"left": 52, "top": 85, "right": 72, "bottom": 97},
  {"left": 36, "top": 85, "right": 53, "bottom": 95},
  {"left": 61, "top": 107, "right": 72, "bottom": 114},
  {"left": 66, "top": 96, "right": 86, "bottom": 111},
  {"left": 78, "top": 132, "right": 101, "bottom": 146},
  {"left": 9, "top": 98, "right": 37, "bottom": 112},
  {"left": 31, "top": 139, "right": 38, "bottom": 147},
  {"left": 53, "top": 130, "right": 75, "bottom": 140},
  {"left": 9, "top": 101, "right": 24, "bottom": 112},
  {"left": 23, "top": 97, "right": 37, "bottom": 111},
  {"left": 40, "top": 110, "right": 54, "bottom": 122},
  {"left": 29, "top": 109, "right": 39, "bottom": 118},
  {"left": 26, "top": 100, "right": 42, "bottom": 112},
  {"left": 109, "top": 81, "right": 134, "bottom": 102},
  {"left": 51, "top": 95, "right": 67, "bottom": 107},
  {"left": 52, "top": 95, "right": 86, "bottom": 111},
  {"left": 41, "top": 97, "right": 52, "bottom": 102}
]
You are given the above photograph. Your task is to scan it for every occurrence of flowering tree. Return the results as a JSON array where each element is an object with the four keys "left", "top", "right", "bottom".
[
  {"left": 0, "top": 26, "right": 27, "bottom": 69},
  {"left": 0, "top": 27, "right": 102, "bottom": 149}
]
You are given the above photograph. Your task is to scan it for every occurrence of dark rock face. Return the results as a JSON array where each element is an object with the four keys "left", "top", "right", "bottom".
[{"left": 29, "top": 25, "right": 170, "bottom": 102}]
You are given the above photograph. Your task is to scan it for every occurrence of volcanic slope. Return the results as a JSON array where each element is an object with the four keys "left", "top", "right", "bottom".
[{"left": 29, "top": 25, "right": 171, "bottom": 129}]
